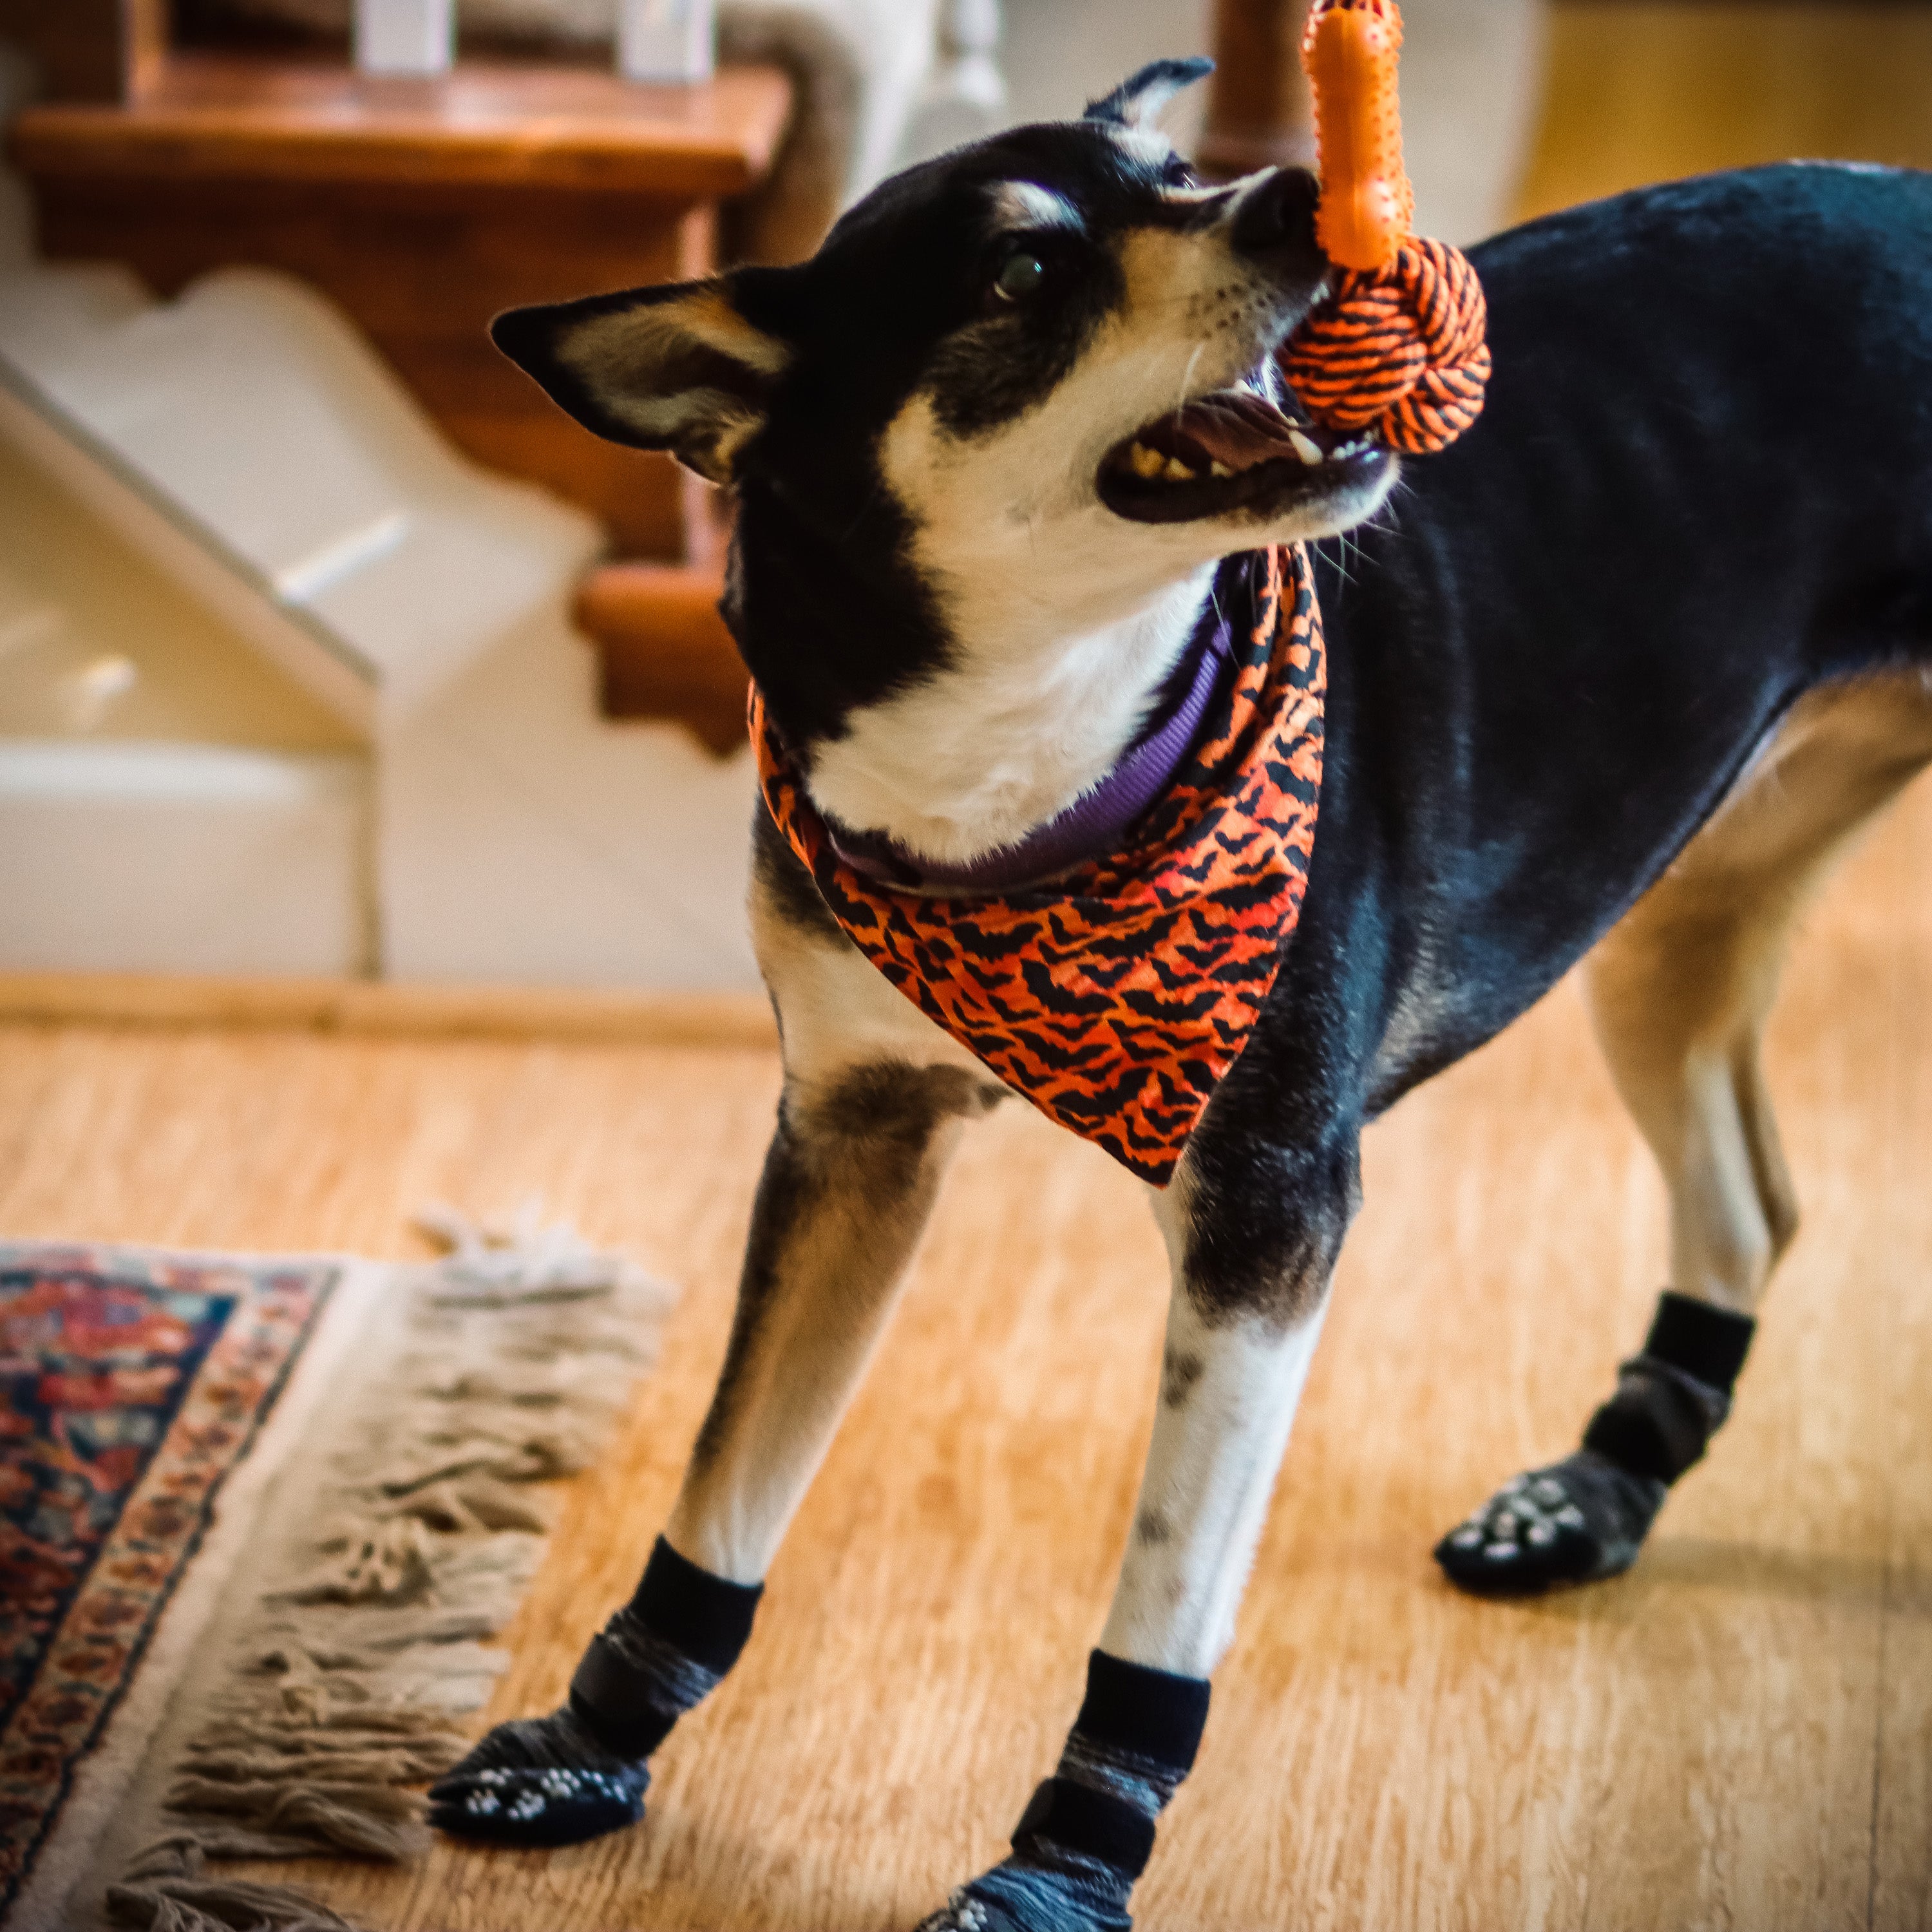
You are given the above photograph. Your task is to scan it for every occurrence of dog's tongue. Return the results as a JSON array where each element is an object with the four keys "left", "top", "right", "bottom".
[{"left": 1173, "top": 389, "right": 1307, "bottom": 470}]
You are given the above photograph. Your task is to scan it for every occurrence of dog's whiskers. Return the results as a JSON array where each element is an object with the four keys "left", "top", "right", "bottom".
[
  {"left": 1173, "top": 343, "right": 1209, "bottom": 420},
  {"left": 1314, "top": 534, "right": 1359, "bottom": 589}
]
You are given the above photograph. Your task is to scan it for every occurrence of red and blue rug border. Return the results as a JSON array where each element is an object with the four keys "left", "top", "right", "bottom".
[{"left": 0, "top": 1245, "right": 338, "bottom": 1916}]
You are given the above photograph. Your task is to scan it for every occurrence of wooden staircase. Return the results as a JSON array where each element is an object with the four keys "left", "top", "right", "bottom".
[{"left": 5, "top": 0, "right": 779, "bottom": 750}]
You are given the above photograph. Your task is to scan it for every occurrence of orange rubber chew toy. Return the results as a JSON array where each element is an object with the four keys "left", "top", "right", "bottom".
[
  {"left": 1305, "top": 0, "right": 1412, "bottom": 272},
  {"left": 1279, "top": 0, "right": 1491, "bottom": 456}
]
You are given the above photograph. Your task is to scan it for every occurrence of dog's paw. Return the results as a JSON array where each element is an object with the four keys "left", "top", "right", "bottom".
[
  {"left": 427, "top": 1707, "right": 649, "bottom": 1846},
  {"left": 1433, "top": 1448, "right": 1667, "bottom": 1597},
  {"left": 911, "top": 1861, "right": 1133, "bottom": 1932}
]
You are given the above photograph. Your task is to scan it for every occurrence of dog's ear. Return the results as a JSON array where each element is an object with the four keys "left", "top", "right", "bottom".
[
  {"left": 490, "top": 278, "right": 791, "bottom": 485},
  {"left": 1084, "top": 56, "right": 1214, "bottom": 131}
]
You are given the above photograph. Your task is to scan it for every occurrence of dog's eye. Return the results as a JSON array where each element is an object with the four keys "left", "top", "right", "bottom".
[{"left": 993, "top": 250, "right": 1047, "bottom": 302}]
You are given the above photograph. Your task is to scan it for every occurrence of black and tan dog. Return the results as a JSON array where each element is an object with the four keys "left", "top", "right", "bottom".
[{"left": 426, "top": 62, "right": 1932, "bottom": 1931}]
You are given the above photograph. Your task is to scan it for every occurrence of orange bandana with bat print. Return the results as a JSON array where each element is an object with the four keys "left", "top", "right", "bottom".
[{"left": 750, "top": 546, "right": 1324, "bottom": 1186}]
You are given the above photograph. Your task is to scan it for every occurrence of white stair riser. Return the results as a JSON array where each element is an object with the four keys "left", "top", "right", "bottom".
[{"left": 0, "top": 744, "right": 368, "bottom": 975}]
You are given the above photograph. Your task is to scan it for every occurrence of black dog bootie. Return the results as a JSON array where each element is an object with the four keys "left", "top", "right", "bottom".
[
  {"left": 914, "top": 1852, "right": 1134, "bottom": 1932},
  {"left": 429, "top": 1535, "right": 761, "bottom": 1847},
  {"left": 1434, "top": 1448, "right": 1665, "bottom": 1593},
  {"left": 1435, "top": 1291, "right": 1756, "bottom": 1596},
  {"left": 913, "top": 1652, "right": 1206, "bottom": 1932},
  {"left": 427, "top": 1705, "right": 651, "bottom": 1844}
]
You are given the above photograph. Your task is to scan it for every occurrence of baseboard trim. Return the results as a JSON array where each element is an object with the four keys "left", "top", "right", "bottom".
[{"left": 0, "top": 971, "right": 778, "bottom": 1048}]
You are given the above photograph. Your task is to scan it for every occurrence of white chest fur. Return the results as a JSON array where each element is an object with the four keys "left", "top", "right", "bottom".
[{"left": 802, "top": 562, "right": 1217, "bottom": 867}]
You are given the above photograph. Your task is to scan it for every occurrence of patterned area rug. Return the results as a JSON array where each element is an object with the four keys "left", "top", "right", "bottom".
[
  {"left": 0, "top": 1246, "right": 337, "bottom": 1919},
  {"left": 0, "top": 1213, "right": 672, "bottom": 1932}
]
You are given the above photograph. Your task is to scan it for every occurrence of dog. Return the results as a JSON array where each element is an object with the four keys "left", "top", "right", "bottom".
[{"left": 426, "top": 60, "right": 1932, "bottom": 1931}]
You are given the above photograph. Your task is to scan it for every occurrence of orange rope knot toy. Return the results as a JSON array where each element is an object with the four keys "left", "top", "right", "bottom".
[{"left": 1278, "top": 0, "right": 1492, "bottom": 457}]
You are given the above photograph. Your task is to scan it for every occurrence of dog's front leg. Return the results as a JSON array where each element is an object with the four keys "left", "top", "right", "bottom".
[
  {"left": 918, "top": 1128, "right": 1357, "bottom": 1932},
  {"left": 429, "top": 936, "right": 1001, "bottom": 1846},
  {"left": 664, "top": 1052, "right": 1001, "bottom": 1582}
]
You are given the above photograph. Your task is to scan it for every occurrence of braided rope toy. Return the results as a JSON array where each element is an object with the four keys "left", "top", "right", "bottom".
[{"left": 1278, "top": 0, "right": 1492, "bottom": 455}]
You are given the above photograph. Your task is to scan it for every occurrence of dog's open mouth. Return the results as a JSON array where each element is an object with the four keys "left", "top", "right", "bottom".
[{"left": 1097, "top": 388, "right": 1390, "bottom": 524}]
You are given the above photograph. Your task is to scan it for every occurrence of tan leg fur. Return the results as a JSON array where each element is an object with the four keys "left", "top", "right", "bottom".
[{"left": 1586, "top": 670, "right": 1932, "bottom": 1314}]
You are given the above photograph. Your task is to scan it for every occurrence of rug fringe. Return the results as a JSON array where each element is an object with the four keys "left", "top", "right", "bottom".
[
  {"left": 104, "top": 1206, "right": 676, "bottom": 1929},
  {"left": 107, "top": 1837, "right": 366, "bottom": 1930}
]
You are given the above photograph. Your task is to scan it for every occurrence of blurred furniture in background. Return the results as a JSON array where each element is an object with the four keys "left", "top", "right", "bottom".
[
  {"left": 6, "top": 1, "right": 790, "bottom": 562},
  {"left": 1191, "top": 0, "right": 1549, "bottom": 231},
  {"left": 1198, "top": 0, "right": 1314, "bottom": 178},
  {"left": 182, "top": 0, "right": 949, "bottom": 265}
]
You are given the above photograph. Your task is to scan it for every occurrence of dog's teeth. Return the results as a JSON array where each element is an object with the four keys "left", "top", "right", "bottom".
[
  {"left": 1210, "top": 460, "right": 1233, "bottom": 478},
  {"left": 1128, "top": 441, "right": 1165, "bottom": 479},
  {"left": 1289, "top": 430, "right": 1323, "bottom": 466},
  {"left": 1164, "top": 456, "right": 1195, "bottom": 481}
]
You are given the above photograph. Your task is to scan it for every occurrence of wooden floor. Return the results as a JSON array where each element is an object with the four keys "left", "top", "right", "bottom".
[{"left": 4, "top": 787, "right": 1929, "bottom": 1930}]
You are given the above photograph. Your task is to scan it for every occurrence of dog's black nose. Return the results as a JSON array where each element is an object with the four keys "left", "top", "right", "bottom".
[{"left": 1230, "top": 167, "right": 1321, "bottom": 260}]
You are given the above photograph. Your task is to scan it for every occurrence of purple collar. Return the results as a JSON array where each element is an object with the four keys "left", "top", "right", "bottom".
[{"left": 822, "top": 587, "right": 1239, "bottom": 895}]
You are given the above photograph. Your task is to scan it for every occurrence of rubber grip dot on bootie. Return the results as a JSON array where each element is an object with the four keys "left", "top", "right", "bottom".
[
  {"left": 427, "top": 1761, "right": 649, "bottom": 1847},
  {"left": 1434, "top": 1450, "right": 1668, "bottom": 1596},
  {"left": 426, "top": 1708, "right": 650, "bottom": 1847}
]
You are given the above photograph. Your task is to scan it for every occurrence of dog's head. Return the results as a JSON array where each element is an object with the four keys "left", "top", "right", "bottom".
[{"left": 495, "top": 60, "right": 1395, "bottom": 739}]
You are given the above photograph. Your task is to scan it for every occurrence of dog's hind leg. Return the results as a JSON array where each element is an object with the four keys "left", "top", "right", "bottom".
[
  {"left": 428, "top": 818, "right": 1003, "bottom": 1846},
  {"left": 918, "top": 1117, "right": 1358, "bottom": 1932},
  {"left": 1437, "top": 669, "right": 1932, "bottom": 1596}
]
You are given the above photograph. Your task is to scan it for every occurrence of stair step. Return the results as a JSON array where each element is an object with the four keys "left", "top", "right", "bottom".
[
  {"left": 10, "top": 52, "right": 792, "bottom": 559},
  {"left": 10, "top": 51, "right": 792, "bottom": 196},
  {"left": 574, "top": 562, "right": 747, "bottom": 757}
]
